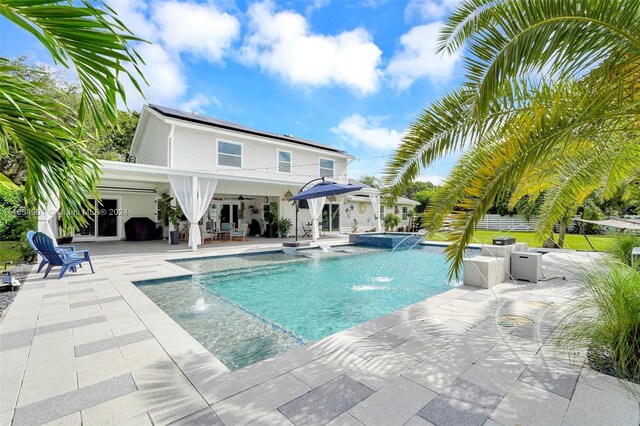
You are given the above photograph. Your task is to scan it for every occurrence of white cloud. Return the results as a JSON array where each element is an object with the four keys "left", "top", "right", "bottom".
[
  {"left": 107, "top": 0, "right": 157, "bottom": 40},
  {"left": 120, "top": 43, "right": 186, "bottom": 110},
  {"left": 179, "top": 93, "right": 221, "bottom": 113},
  {"left": 386, "top": 23, "right": 459, "bottom": 90},
  {"left": 415, "top": 174, "right": 446, "bottom": 185},
  {"left": 153, "top": 1, "right": 240, "bottom": 62},
  {"left": 108, "top": 0, "right": 236, "bottom": 110},
  {"left": 306, "top": 0, "right": 330, "bottom": 15},
  {"left": 331, "top": 114, "right": 403, "bottom": 150},
  {"left": 404, "top": 0, "right": 461, "bottom": 22},
  {"left": 240, "top": 1, "right": 383, "bottom": 95}
]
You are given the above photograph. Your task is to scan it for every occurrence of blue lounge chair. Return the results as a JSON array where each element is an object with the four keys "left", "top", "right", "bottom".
[
  {"left": 26, "top": 230, "right": 78, "bottom": 273},
  {"left": 31, "top": 232, "right": 94, "bottom": 279}
]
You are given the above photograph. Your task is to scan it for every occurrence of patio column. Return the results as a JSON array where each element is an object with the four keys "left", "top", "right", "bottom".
[
  {"left": 191, "top": 175, "right": 198, "bottom": 252},
  {"left": 168, "top": 186, "right": 176, "bottom": 245},
  {"left": 37, "top": 194, "right": 60, "bottom": 243},
  {"left": 369, "top": 194, "right": 382, "bottom": 232}
]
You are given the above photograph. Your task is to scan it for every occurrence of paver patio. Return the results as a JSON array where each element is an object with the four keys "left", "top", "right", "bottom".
[{"left": 0, "top": 239, "right": 638, "bottom": 425}]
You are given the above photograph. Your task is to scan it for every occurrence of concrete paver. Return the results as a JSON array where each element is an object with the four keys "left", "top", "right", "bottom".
[
  {"left": 0, "top": 242, "right": 634, "bottom": 426},
  {"left": 489, "top": 380, "right": 570, "bottom": 426},
  {"left": 349, "top": 376, "right": 437, "bottom": 426}
]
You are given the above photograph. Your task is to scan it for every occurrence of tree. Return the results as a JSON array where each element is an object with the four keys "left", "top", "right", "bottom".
[
  {"left": 384, "top": 0, "right": 640, "bottom": 276},
  {"left": 413, "top": 188, "right": 437, "bottom": 213},
  {"left": 1, "top": 58, "right": 140, "bottom": 184},
  {"left": 359, "top": 175, "right": 381, "bottom": 188},
  {"left": 0, "top": 0, "right": 145, "bottom": 232},
  {"left": 92, "top": 110, "right": 140, "bottom": 161},
  {"left": 400, "top": 181, "right": 435, "bottom": 200}
]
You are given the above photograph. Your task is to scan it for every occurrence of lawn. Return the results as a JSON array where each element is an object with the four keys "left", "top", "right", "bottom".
[
  {"left": 0, "top": 241, "right": 23, "bottom": 266},
  {"left": 429, "top": 230, "right": 613, "bottom": 251}
]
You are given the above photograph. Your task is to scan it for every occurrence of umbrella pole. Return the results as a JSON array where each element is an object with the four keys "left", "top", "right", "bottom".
[{"left": 295, "top": 201, "right": 299, "bottom": 242}]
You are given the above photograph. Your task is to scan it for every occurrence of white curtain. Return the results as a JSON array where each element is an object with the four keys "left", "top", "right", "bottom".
[
  {"left": 168, "top": 175, "right": 218, "bottom": 250},
  {"left": 369, "top": 194, "right": 382, "bottom": 232},
  {"left": 38, "top": 194, "right": 60, "bottom": 244},
  {"left": 307, "top": 197, "right": 326, "bottom": 241}
]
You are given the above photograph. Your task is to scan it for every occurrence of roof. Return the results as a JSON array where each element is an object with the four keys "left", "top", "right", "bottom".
[
  {"left": 396, "top": 197, "right": 420, "bottom": 206},
  {"left": 148, "top": 104, "right": 347, "bottom": 155},
  {"left": 346, "top": 189, "right": 420, "bottom": 205}
]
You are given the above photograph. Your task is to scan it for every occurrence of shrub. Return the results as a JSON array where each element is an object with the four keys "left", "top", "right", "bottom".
[
  {"left": 0, "top": 186, "right": 31, "bottom": 240},
  {"left": 384, "top": 213, "right": 400, "bottom": 231},
  {"left": 608, "top": 233, "right": 640, "bottom": 266},
  {"left": 277, "top": 217, "right": 292, "bottom": 237},
  {"left": 557, "top": 262, "right": 640, "bottom": 384}
]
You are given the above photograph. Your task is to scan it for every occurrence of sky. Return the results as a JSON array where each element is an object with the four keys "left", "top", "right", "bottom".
[{"left": 2, "top": 0, "right": 465, "bottom": 184}]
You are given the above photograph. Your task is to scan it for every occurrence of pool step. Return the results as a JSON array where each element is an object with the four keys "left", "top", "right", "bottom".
[{"left": 198, "top": 263, "right": 290, "bottom": 282}]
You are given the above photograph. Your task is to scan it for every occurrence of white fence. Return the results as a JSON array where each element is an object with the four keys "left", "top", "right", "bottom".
[{"left": 475, "top": 214, "right": 538, "bottom": 231}]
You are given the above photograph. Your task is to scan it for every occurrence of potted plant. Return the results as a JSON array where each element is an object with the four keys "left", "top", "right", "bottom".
[
  {"left": 278, "top": 217, "right": 292, "bottom": 238},
  {"left": 168, "top": 206, "right": 182, "bottom": 245},
  {"left": 158, "top": 192, "right": 182, "bottom": 244},
  {"left": 263, "top": 201, "right": 279, "bottom": 238},
  {"left": 384, "top": 213, "right": 400, "bottom": 231}
]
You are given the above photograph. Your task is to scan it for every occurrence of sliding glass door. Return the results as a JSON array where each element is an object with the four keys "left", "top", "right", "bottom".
[
  {"left": 75, "top": 198, "right": 119, "bottom": 240},
  {"left": 321, "top": 204, "right": 340, "bottom": 232}
]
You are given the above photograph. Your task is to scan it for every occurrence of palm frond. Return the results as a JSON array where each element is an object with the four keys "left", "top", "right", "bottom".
[
  {"left": 0, "top": 0, "right": 146, "bottom": 134},
  {"left": 0, "top": 59, "right": 99, "bottom": 232}
]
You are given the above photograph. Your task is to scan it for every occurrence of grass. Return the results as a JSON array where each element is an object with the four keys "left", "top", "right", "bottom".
[
  {"left": 557, "top": 262, "right": 640, "bottom": 385},
  {"left": 428, "top": 230, "right": 613, "bottom": 251},
  {"left": 0, "top": 241, "right": 23, "bottom": 266},
  {"left": 608, "top": 234, "right": 640, "bottom": 266}
]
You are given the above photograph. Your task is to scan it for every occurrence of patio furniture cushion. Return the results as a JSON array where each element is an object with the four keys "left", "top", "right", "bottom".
[{"left": 231, "top": 223, "right": 249, "bottom": 241}]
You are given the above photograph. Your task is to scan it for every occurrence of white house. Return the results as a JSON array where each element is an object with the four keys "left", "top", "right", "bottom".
[{"left": 41, "top": 105, "right": 419, "bottom": 250}]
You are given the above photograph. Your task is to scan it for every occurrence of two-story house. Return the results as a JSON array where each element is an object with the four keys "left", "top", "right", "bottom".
[{"left": 42, "top": 105, "right": 418, "bottom": 250}]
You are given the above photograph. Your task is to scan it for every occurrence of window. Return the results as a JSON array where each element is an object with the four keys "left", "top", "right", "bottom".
[
  {"left": 278, "top": 150, "right": 291, "bottom": 173},
  {"left": 319, "top": 158, "right": 334, "bottom": 178},
  {"left": 218, "top": 141, "right": 242, "bottom": 167},
  {"left": 402, "top": 206, "right": 409, "bottom": 221}
]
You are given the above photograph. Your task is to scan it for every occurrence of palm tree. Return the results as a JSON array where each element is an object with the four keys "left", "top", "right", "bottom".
[
  {"left": 0, "top": 0, "right": 144, "bottom": 231},
  {"left": 359, "top": 175, "right": 382, "bottom": 188},
  {"left": 384, "top": 0, "right": 640, "bottom": 277}
]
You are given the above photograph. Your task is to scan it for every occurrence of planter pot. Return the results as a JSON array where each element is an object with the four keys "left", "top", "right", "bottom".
[
  {"left": 56, "top": 236, "right": 73, "bottom": 245},
  {"left": 169, "top": 230, "right": 181, "bottom": 245}
]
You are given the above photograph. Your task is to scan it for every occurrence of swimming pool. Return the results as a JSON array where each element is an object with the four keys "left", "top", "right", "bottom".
[{"left": 135, "top": 245, "right": 467, "bottom": 370}]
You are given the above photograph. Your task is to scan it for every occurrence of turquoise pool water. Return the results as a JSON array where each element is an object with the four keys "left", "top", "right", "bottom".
[{"left": 135, "top": 245, "right": 465, "bottom": 370}]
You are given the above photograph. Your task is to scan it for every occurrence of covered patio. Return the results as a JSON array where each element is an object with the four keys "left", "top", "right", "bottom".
[{"left": 39, "top": 160, "right": 380, "bottom": 253}]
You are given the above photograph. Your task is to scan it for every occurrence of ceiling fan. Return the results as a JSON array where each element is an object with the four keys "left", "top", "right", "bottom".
[{"left": 223, "top": 195, "right": 255, "bottom": 201}]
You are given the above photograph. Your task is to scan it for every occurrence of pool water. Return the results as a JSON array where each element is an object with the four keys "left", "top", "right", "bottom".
[{"left": 135, "top": 246, "right": 466, "bottom": 370}]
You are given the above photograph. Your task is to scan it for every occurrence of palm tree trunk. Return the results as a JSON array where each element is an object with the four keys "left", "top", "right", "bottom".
[{"left": 558, "top": 219, "right": 569, "bottom": 248}]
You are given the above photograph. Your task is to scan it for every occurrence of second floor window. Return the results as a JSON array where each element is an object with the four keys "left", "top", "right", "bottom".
[
  {"left": 218, "top": 141, "right": 242, "bottom": 167},
  {"left": 278, "top": 150, "right": 291, "bottom": 173},
  {"left": 319, "top": 158, "right": 334, "bottom": 178}
]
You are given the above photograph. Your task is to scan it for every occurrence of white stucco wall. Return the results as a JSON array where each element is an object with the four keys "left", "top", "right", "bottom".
[
  {"left": 171, "top": 126, "right": 349, "bottom": 184},
  {"left": 132, "top": 113, "right": 171, "bottom": 166}
]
